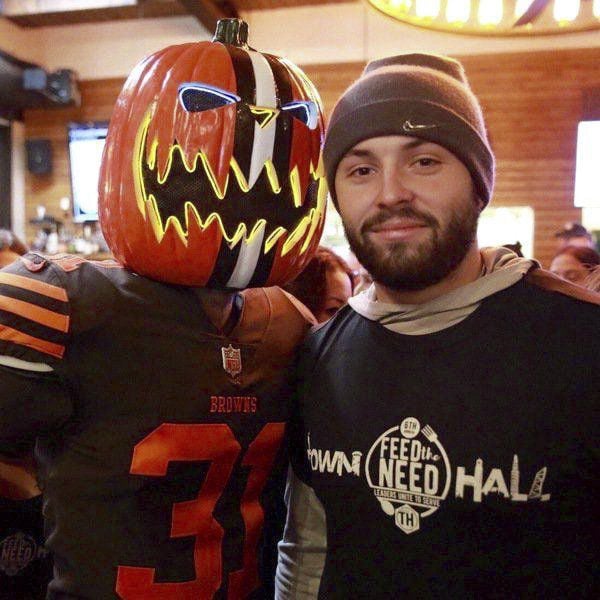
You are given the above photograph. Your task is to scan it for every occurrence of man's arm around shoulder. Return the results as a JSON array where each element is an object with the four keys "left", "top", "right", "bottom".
[{"left": 275, "top": 467, "right": 327, "bottom": 599}]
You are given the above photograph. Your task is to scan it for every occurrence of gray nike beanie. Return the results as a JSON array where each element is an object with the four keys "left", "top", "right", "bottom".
[{"left": 323, "top": 53, "right": 495, "bottom": 206}]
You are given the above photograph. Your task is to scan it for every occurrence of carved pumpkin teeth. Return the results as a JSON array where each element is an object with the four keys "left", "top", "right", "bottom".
[
  {"left": 135, "top": 109, "right": 324, "bottom": 251},
  {"left": 229, "top": 157, "right": 281, "bottom": 195},
  {"left": 198, "top": 153, "right": 228, "bottom": 199},
  {"left": 150, "top": 146, "right": 283, "bottom": 200},
  {"left": 289, "top": 166, "right": 302, "bottom": 208},
  {"left": 289, "top": 150, "right": 326, "bottom": 210},
  {"left": 229, "top": 157, "right": 250, "bottom": 193},
  {"left": 146, "top": 193, "right": 166, "bottom": 243},
  {"left": 281, "top": 213, "right": 310, "bottom": 256},
  {"left": 281, "top": 204, "right": 324, "bottom": 257},
  {"left": 226, "top": 219, "right": 267, "bottom": 251},
  {"left": 145, "top": 194, "right": 274, "bottom": 250},
  {"left": 300, "top": 173, "right": 328, "bottom": 254},
  {"left": 164, "top": 213, "right": 189, "bottom": 246},
  {"left": 273, "top": 172, "right": 326, "bottom": 257},
  {"left": 136, "top": 103, "right": 301, "bottom": 208},
  {"left": 285, "top": 156, "right": 324, "bottom": 210},
  {"left": 153, "top": 145, "right": 229, "bottom": 199},
  {"left": 264, "top": 161, "right": 282, "bottom": 193},
  {"left": 185, "top": 206, "right": 237, "bottom": 247},
  {"left": 264, "top": 227, "right": 287, "bottom": 254},
  {"left": 184, "top": 201, "right": 202, "bottom": 230},
  {"left": 310, "top": 154, "right": 326, "bottom": 181},
  {"left": 146, "top": 196, "right": 325, "bottom": 257}
]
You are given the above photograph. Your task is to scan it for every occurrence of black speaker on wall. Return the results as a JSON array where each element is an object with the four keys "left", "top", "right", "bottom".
[{"left": 26, "top": 139, "right": 52, "bottom": 175}]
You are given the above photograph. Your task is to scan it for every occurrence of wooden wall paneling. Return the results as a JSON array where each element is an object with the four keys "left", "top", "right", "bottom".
[
  {"left": 304, "top": 63, "right": 363, "bottom": 115},
  {"left": 23, "top": 48, "right": 600, "bottom": 268},
  {"left": 460, "top": 48, "right": 599, "bottom": 266},
  {"left": 23, "top": 78, "right": 124, "bottom": 241}
]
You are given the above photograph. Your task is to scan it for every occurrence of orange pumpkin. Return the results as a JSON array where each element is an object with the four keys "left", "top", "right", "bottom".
[{"left": 99, "top": 19, "right": 326, "bottom": 288}]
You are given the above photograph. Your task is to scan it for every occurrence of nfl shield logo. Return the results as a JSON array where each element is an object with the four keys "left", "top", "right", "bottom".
[{"left": 221, "top": 345, "right": 242, "bottom": 379}]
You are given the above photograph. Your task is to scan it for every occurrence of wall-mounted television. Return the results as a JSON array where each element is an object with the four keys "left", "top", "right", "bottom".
[
  {"left": 574, "top": 120, "right": 600, "bottom": 208},
  {"left": 67, "top": 121, "right": 108, "bottom": 222}
]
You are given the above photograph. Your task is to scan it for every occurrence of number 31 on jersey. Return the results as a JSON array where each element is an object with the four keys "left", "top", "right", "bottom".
[{"left": 116, "top": 422, "right": 284, "bottom": 599}]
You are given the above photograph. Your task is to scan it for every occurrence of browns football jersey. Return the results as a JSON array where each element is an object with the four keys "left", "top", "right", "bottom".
[{"left": 0, "top": 253, "right": 313, "bottom": 599}]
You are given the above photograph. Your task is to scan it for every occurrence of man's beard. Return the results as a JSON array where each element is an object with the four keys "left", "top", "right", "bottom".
[{"left": 344, "top": 200, "right": 479, "bottom": 291}]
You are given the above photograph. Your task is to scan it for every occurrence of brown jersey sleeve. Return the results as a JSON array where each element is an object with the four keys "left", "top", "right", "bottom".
[
  {"left": 0, "top": 256, "right": 70, "bottom": 363},
  {"left": 235, "top": 286, "right": 315, "bottom": 385},
  {"left": 525, "top": 267, "right": 600, "bottom": 306}
]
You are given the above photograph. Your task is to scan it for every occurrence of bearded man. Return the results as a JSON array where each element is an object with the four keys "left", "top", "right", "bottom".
[{"left": 276, "top": 53, "right": 599, "bottom": 598}]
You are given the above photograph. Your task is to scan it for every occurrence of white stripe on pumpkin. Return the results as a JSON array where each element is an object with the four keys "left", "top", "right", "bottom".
[
  {"left": 225, "top": 222, "right": 266, "bottom": 289},
  {"left": 247, "top": 50, "right": 277, "bottom": 190}
]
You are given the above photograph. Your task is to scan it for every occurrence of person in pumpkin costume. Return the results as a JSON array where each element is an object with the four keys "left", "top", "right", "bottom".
[{"left": 0, "top": 19, "right": 326, "bottom": 599}]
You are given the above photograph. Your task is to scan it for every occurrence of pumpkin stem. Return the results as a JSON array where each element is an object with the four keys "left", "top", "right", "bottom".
[{"left": 213, "top": 18, "right": 249, "bottom": 48}]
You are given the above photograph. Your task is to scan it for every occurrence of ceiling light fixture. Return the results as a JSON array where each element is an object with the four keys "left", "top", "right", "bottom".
[{"left": 366, "top": 0, "right": 600, "bottom": 35}]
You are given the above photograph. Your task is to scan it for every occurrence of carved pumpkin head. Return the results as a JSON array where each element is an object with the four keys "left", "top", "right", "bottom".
[{"left": 99, "top": 19, "right": 326, "bottom": 288}]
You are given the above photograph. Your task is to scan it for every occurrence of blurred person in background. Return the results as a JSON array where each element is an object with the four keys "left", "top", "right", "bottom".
[
  {"left": 0, "top": 230, "right": 28, "bottom": 268},
  {"left": 0, "top": 233, "right": 50, "bottom": 600},
  {"left": 584, "top": 265, "right": 600, "bottom": 293},
  {"left": 554, "top": 221, "right": 596, "bottom": 250},
  {"left": 344, "top": 251, "right": 373, "bottom": 294},
  {"left": 549, "top": 245, "right": 600, "bottom": 285},
  {"left": 284, "top": 246, "right": 354, "bottom": 323}
]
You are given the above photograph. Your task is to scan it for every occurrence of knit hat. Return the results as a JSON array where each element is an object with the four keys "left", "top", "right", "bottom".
[
  {"left": 554, "top": 221, "right": 591, "bottom": 240},
  {"left": 323, "top": 53, "right": 495, "bottom": 205}
]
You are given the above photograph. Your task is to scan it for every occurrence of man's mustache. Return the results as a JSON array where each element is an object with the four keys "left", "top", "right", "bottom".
[{"left": 361, "top": 207, "right": 438, "bottom": 235}]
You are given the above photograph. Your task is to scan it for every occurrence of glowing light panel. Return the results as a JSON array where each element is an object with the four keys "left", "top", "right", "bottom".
[
  {"left": 478, "top": 0, "right": 503, "bottom": 25},
  {"left": 366, "top": 0, "right": 600, "bottom": 35},
  {"left": 553, "top": 0, "right": 580, "bottom": 22},
  {"left": 446, "top": 0, "right": 471, "bottom": 23},
  {"left": 415, "top": 0, "right": 441, "bottom": 18}
]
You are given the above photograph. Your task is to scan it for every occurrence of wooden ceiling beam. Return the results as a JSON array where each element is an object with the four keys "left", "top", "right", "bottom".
[
  {"left": 176, "top": 0, "right": 238, "bottom": 33},
  {"left": 1, "top": 0, "right": 189, "bottom": 28}
]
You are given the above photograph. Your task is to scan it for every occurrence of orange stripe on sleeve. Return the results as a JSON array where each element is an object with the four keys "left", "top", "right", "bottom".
[
  {"left": 0, "top": 297, "right": 69, "bottom": 332},
  {"left": 0, "top": 272, "right": 68, "bottom": 302},
  {"left": 0, "top": 325, "right": 65, "bottom": 359}
]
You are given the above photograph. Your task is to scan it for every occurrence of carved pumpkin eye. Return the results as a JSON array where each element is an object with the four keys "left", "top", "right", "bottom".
[
  {"left": 178, "top": 83, "right": 241, "bottom": 113},
  {"left": 281, "top": 100, "right": 318, "bottom": 130}
]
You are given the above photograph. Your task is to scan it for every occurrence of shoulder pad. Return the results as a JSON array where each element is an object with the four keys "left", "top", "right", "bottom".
[
  {"left": 21, "top": 252, "right": 122, "bottom": 274},
  {"left": 238, "top": 286, "right": 314, "bottom": 346},
  {"left": 276, "top": 288, "right": 318, "bottom": 326},
  {"left": 232, "top": 286, "right": 314, "bottom": 383},
  {"left": 0, "top": 254, "right": 120, "bottom": 363},
  {"left": 0, "top": 254, "right": 70, "bottom": 362}
]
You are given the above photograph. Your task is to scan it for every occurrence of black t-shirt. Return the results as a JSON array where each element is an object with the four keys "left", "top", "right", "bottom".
[
  {"left": 292, "top": 279, "right": 599, "bottom": 598},
  {"left": 0, "top": 254, "right": 312, "bottom": 599}
]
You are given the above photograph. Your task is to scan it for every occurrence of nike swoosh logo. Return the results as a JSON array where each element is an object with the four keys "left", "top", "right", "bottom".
[{"left": 402, "top": 120, "right": 437, "bottom": 131}]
